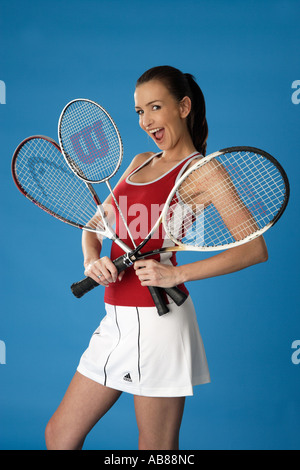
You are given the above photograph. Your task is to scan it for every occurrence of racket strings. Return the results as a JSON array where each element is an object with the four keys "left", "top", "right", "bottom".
[
  {"left": 14, "top": 139, "right": 103, "bottom": 230},
  {"left": 165, "top": 150, "right": 286, "bottom": 247},
  {"left": 59, "top": 100, "right": 122, "bottom": 182},
  {"left": 213, "top": 152, "right": 284, "bottom": 222}
]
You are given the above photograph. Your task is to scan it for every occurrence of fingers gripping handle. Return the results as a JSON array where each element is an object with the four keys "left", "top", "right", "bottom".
[
  {"left": 71, "top": 256, "right": 127, "bottom": 299},
  {"left": 71, "top": 276, "right": 187, "bottom": 307},
  {"left": 71, "top": 277, "right": 169, "bottom": 316},
  {"left": 70, "top": 257, "right": 170, "bottom": 314},
  {"left": 113, "top": 255, "right": 188, "bottom": 306},
  {"left": 112, "top": 255, "right": 188, "bottom": 306},
  {"left": 70, "top": 256, "right": 187, "bottom": 313}
]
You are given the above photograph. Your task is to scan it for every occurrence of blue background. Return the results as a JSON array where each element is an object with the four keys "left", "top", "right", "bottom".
[{"left": 0, "top": 0, "right": 299, "bottom": 450}]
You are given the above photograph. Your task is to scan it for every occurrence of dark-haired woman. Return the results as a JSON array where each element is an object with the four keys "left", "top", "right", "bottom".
[{"left": 45, "top": 66, "right": 268, "bottom": 450}]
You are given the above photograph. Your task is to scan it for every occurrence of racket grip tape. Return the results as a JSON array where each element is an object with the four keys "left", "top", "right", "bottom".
[
  {"left": 70, "top": 256, "right": 186, "bottom": 314},
  {"left": 71, "top": 276, "right": 187, "bottom": 307},
  {"left": 71, "top": 275, "right": 169, "bottom": 315},
  {"left": 148, "top": 286, "right": 169, "bottom": 316},
  {"left": 71, "top": 276, "right": 169, "bottom": 315},
  {"left": 113, "top": 255, "right": 188, "bottom": 306},
  {"left": 71, "top": 257, "right": 128, "bottom": 298},
  {"left": 71, "top": 276, "right": 98, "bottom": 298},
  {"left": 164, "top": 287, "right": 188, "bottom": 306}
]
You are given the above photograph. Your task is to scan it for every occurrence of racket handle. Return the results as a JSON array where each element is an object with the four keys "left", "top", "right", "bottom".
[
  {"left": 112, "top": 255, "right": 169, "bottom": 314},
  {"left": 71, "top": 257, "right": 187, "bottom": 309},
  {"left": 71, "top": 276, "right": 98, "bottom": 298},
  {"left": 71, "top": 257, "right": 128, "bottom": 298},
  {"left": 71, "top": 275, "right": 169, "bottom": 314},
  {"left": 71, "top": 276, "right": 187, "bottom": 310},
  {"left": 113, "top": 254, "right": 184, "bottom": 313},
  {"left": 148, "top": 286, "right": 169, "bottom": 316},
  {"left": 113, "top": 255, "right": 188, "bottom": 306},
  {"left": 164, "top": 287, "right": 188, "bottom": 306},
  {"left": 70, "top": 275, "right": 168, "bottom": 311}
]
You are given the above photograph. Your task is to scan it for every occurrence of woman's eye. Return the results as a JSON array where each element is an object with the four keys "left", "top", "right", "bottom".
[{"left": 135, "top": 105, "right": 160, "bottom": 115}]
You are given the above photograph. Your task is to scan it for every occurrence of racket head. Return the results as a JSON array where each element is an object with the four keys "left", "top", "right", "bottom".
[
  {"left": 11, "top": 135, "right": 102, "bottom": 231},
  {"left": 58, "top": 99, "right": 123, "bottom": 183},
  {"left": 163, "top": 146, "right": 290, "bottom": 251}
]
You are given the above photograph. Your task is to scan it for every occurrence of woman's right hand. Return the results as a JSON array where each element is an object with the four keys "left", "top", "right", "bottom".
[{"left": 84, "top": 256, "right": 123, "bottom": 286}]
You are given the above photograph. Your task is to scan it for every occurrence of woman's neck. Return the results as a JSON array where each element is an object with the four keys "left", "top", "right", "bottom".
[{"left": 160, "top": 133, "right": 197, "bottom": 162}]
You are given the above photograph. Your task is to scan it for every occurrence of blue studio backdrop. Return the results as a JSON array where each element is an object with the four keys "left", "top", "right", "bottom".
[{"left": 0, "top": 0, "right": 299, "bottom": 450}]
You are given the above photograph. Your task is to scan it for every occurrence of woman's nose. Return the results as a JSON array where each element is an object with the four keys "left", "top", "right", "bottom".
[{"left": 142, "top": 112, "right": 153, "bottom": 130}]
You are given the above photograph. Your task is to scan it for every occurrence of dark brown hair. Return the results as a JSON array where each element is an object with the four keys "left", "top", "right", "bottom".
[{"left": 136, "top": 65, "right": 208, "bottom": 156}]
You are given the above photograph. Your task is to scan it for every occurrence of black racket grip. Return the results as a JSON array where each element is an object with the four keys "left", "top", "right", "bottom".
[
  {"left": 71, "top": 277, "right": 169, "bottom": 315},
  {"left": 71, "top": 276, "right": 98, "bottom": 298},
  {"left": 164, "top": 287, "right": 188, "bottom": 306},
  {"left": 113, "top": 255, "right": 188, "bottom": 306},
  {"left": 70, "top": 256, "right": 170, "bottom": 315},
  {"left": 111, "top": 256, "right": 169, "bottom": 314},
  {"left": 71, "top": 257, "right": 128, "bottom": 298},
  {"left": 148, "top": 286, "right": 169, "bottom": 316},
  {"left": 71, "top": 256, "right": 188, "bottom": 306},
  {"left": 71, "top": 277, "right": 187, "bottom": 310}
]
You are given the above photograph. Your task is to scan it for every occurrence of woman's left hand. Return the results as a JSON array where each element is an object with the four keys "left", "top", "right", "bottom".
[{"left": 133, "top": 259, "right": 181, "bottom": 288}]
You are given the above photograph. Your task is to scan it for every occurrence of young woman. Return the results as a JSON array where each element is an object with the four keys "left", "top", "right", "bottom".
[{"left": 45, "top": 66, "right": 268, "bottom": 450}]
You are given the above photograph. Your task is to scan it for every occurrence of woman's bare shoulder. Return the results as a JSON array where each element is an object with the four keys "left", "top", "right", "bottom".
[
  {"left": 112, "top": 152, "right": 155, "bottom": 187},
  {"left": 130, "top": 151, "right": 155, "bottom": 168}
]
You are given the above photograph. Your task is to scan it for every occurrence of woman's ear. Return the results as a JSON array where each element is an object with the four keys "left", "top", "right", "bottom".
[{"left": 179, "top": 96, "right": 192, "bottom": 119}]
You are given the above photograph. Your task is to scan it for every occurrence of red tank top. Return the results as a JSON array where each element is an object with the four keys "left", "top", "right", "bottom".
[{"left": 104, "top": 152, "right": 199, "bottom": 307}]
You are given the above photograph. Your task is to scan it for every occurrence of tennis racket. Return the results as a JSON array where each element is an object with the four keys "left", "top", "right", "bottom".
[
  {"left": 11, "top": 136, "right": 184, "bottom": 315},
  {"left": 72, "top": 146, "right": 289, "bottom": 295},
  {"left": 58, "top": 98, "right": 187, "bottom": 313}
]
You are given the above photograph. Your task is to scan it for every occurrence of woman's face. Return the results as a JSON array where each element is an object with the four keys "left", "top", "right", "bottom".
[{"left": 134, "top": 80, "right": 191, "bottom": 152}]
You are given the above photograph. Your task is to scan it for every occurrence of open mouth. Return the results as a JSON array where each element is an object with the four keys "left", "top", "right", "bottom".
[{"left": 149, "top": 127, "right": 165, "bottom": 143}]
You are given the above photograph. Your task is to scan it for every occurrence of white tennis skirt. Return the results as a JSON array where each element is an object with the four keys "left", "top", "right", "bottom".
[{"left": 77, "top": 296, "right": 210, "bottom": 397}]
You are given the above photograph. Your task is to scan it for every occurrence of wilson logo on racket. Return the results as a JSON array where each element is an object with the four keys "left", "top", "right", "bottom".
[{"left": 69, "top": 120, "right": 109, "bottom": 165}]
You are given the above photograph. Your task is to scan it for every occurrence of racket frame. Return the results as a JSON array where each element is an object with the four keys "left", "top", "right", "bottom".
[
  {"left": 58, "top": 98, "right": 123, "bottom": 184},
  {"left": 162, "top": 146, "right": 290, "bottom": 251}
]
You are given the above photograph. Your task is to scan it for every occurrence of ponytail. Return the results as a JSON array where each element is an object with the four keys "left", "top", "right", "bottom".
[
  {"left": 136, "top": 66, "right": 208, "bottom": 155},
  {"left": 184, "top": 73, "right": 208, "bottom": 156}
]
